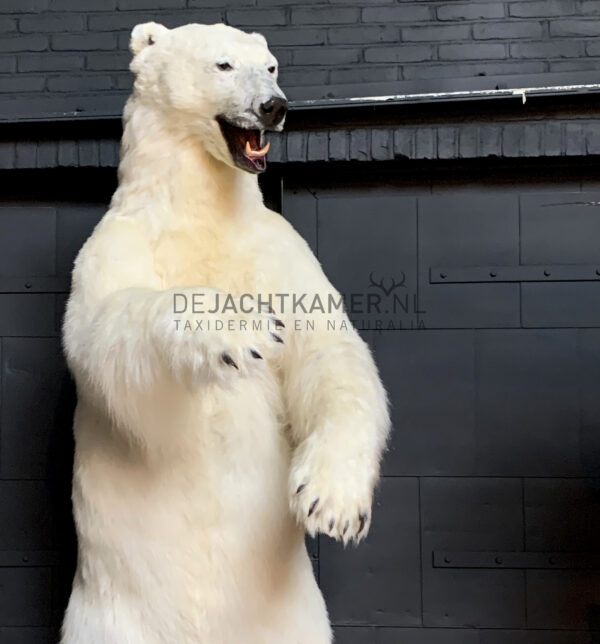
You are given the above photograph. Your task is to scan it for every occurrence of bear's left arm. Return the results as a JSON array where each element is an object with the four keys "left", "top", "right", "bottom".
[{"left": 276, "top": 229, "right": 391, "bottom": 544}]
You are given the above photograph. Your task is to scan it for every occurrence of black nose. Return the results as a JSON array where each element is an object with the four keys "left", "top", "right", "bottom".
[{"left": 259, "top": 96, "right": 288, "bottom": 128}]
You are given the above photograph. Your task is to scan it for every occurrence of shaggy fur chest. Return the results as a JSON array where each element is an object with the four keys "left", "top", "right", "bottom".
[{"left": 152, "top": 219, "right": 258, "bottom": 294}]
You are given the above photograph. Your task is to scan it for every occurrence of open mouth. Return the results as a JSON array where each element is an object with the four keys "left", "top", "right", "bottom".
[{"left": 216, "top": 117, "right": 270, "bottom": 174}]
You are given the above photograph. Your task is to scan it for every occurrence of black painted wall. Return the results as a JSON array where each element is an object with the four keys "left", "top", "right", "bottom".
[
  {"left": 283, "top": 165, "right": 600, "bottom": 643},
  {"left": 2, "top": 0, "right": 600, "bottom": 120}
]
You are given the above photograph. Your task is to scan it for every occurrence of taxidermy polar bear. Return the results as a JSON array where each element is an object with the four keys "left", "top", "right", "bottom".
[{"left": 61, "top": 22, "right": 390, "bottom": 644}]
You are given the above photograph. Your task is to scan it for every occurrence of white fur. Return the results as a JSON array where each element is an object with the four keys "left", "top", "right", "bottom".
[{"left": 61, "top": 23, "right": 390, "bottom": 644}]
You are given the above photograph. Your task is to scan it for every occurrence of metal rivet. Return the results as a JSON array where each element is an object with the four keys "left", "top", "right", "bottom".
[
  {"left": 596, "top": 269, "right": 600, "bottom": 277},
  {"left": 490, "top": 271, "right": 497, "bottom": 278},
  {"left": 544, "top": 269, "right": 551, "bottom": 277},
  {"left": 440, "top": 272, "right": 447, "bottom": 279},
  {"left": 22, "top": 555, "right": 29, "bottom": 563},
  {"left": 444, "top": 556, "right": 451, "bottom": 564},
  {"left": 495, "top": 556, "right": 503, "bottom": 565},
  {"left": 549, "top": 556, "right": 558, "bottom": 565},
  {"left": 24, "top": 282, "right": 32, "bottom": 289}
]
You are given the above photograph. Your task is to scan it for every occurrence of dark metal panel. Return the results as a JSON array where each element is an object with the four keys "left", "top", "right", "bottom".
[
  {"left": 0, "top": 482, "right": 55, "bottom": 550},
  {"left": 0, "top": 568, "right": 52, "bottom": 627},
  {"left": 526, "top": 570, "right": 600, "bottom": 629},
  {"left": 55, "top": 293, "right": 69, "bottom": 336},
  {"left": 520, "top": 193, "right": 600, "bottom": 265},
  {"left": 474, "top": 330, "right": 581, "bottom": 476},
  {"left": 1, "top": 338, "right": 71, "bottom": 479},
  {"left": 0, "top": 207, "right": 55, "bottom": 277},
  {"left": 371, "top": 330, "right": 476, "bottom": 476},
  {"left": 332, "top": 627, "right": 377, "bottom": 644},
  {"left": 319, "top": 478, "right": 421, "bottom": 627},
  {"left": 0, "top": 295, "right": 56, "bottom": 336},
  {"left": 333, "top": 627, "right": 479, "bottom": 643},
  {"left": 281, "top": 186, "right": 317, "bottom": 252},
  {"left": 305, "top": 536, "right": 319, "bottom": 584},
  {"left": 56, "top": 205, "right": 105, "bottom": 275},
  {"left": 0, "top": 629, "right": 55, "bottom": 644},
  {"left": 480, "top": 630, "right": 596, "bottom": 644},
  {"left": 418, "top": 194, "right": 520, "bottom": 329},
  {"left": 423, "top": 570, "right": 526, "bottom": 629},
  {"left": 525, "top": 480, "right": 600, "bottom": 553},
  {"left": 316, "top": 193, "right": 418, "bottom": 330},
  {"left": 421, "top": 478, "right": 524, "bottom": 553},
  {"left": 421, "top": 478, "right": 525, "bottom": 628},
  {"left": 522, "top": 282, "right": 600, "bottom": 328},
  {"left": 520, "top": 193, "right": 600, "bottom": 327},
  {"left": 577, "top": 330, "right": 600, "bottom": 478}
]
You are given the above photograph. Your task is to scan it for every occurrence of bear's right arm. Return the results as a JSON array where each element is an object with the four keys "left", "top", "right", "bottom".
[
  {"left": 63, "top": 217, "right": 175, "bottom": 444},
  {"left": 63, "top": 217, "right": 281, "bottom": 446}
]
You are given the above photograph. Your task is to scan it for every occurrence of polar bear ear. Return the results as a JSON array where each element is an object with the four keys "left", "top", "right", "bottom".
[
  {"left": 130, "top": 22, "right": 168, "bottom": 56},
  {"left": 250, "top": 32, "right": 268, "bottom": 48}
]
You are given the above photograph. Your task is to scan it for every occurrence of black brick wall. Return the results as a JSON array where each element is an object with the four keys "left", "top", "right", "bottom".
[{"left": 1, "top": 0, "right": 600, "bottom": 121}]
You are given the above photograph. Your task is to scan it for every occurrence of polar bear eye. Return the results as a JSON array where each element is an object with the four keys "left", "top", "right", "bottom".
[
  {"left": 268, "top": 65, "right": 276, "bottom": 74},
  {"left": 217, "top": 62, "right": 233, "bottom": 71}
]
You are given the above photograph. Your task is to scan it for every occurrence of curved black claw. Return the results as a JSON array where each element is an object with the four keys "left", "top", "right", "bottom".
[
  {"left": 358, "top": 512, "right": 369, "bottom": 534},
  {"left": 342, "top": 520, "right": 350, "bottom": 536},
  {"left": 308, "top": 498, "right": 320, "bottom": 517},
  {"left": 271, "top": 317, "right": 285, "bottom": 329},
  {"left": 271, "top": 332, "right": 284, "bottom": 344},
  {"left": 328, "top": 518, "right": 335, "bottom": 532},
  {"left": 250, "top": 349, "right": 263, "bottom": 360},
  {"left": 296, "top": 482, "right": 307, "bottom": 495},
  {"left": 221, "top": 353, "right": 238, "bottom": 369}
]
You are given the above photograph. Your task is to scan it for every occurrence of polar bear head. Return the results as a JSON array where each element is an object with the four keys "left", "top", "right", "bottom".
[{"left": 129, "top": 22, "right": 288, "bottom": 174}]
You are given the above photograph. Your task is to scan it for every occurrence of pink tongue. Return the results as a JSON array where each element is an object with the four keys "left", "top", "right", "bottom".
[{"left": 245, "top": 140, "right": 270, "bottom": 159}]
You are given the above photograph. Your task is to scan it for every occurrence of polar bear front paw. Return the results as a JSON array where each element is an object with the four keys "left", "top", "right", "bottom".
[
  {"left": 154, "top": 296, "right": 285, "bottom": 385},
  {"left": 215, "top": 311, "right": 285, "bottom": 377},
  {"left": 289, "top": 436, "right": 376, "bottom": 545}
]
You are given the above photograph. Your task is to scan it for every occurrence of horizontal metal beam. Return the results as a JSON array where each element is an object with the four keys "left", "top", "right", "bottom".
[
  {"left": 430, "top": 264, "right": 600, "bottom": 284},
  {"left": 293, "top": 83, "right": 600, "bottom": 111},
  {"left": 434, "top": 551, "right": 600, "bottom": 570},
  {"left": 0, "top": 277, "right": 70, "bottom": 294}
]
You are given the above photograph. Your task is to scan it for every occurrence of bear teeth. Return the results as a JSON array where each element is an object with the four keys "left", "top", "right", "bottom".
[{"left": 244, "top": 140, "right": 270, "bottom": 159}]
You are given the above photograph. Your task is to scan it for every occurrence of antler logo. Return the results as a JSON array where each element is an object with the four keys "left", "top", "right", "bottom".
[{"left": 368, "top": 272, "right": 406, "bottom": 297}]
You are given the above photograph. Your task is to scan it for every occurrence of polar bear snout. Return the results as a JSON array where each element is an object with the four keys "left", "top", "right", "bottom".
[{"left": 259, "top": 96, "right": 288, "bottom": 129}]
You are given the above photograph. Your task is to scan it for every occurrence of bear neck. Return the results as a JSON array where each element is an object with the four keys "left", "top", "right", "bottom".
[{"left": 113, "top": 98, "right": 264, "bottom": 225}]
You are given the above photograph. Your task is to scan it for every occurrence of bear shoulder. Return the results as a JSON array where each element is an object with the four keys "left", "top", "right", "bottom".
[
  {"left": 256, "top": 206, "right": 315, "bottom": 259},
  {"left": 71, "top": 209, "right": 158, "bottom": 297}
]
